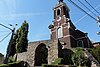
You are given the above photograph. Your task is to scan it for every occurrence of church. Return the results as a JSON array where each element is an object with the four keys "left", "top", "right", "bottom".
[
  {"left": 48, "top": 0, "right": 92, "bottom": 48},
  {"left": 17, "top": 0, "right": 92, "bottom": 66}
]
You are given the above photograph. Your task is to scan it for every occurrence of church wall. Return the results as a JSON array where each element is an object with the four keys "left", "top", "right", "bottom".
[{"left": 51, "top": 32, "right": 56, "bottom": 40}]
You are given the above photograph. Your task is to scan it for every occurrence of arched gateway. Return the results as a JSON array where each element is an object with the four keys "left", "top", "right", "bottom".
[{"left": 34, "top": 43, "right": 48, "bottom": 66}]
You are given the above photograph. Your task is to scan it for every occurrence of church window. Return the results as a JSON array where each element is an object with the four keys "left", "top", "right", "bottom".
[
  {"left": 77, "top": 40, "right": 84, "bottom": 47},
  {"left": 57, "top": 26, "right": 63, "bottom": 38}
]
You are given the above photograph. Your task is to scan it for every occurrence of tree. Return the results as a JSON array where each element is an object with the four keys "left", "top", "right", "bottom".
[
  {"left": 7, "top": 20, "right": 29, "bottom": 62},
  {"left": 88, "top": 46, "right": 100, "bottom": 63},
  {"left": 16, "top": 20, "right": 29, "bottom": 53},
  {"left": 72, "top": 48, "right": 86, "bottom": 66}
]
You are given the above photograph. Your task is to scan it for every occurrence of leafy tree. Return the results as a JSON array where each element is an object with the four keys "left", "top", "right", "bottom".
[
  {"left": 72, "top": 48, "right": 86, "bottom": 66},
  {"left": 16, "top": 20, "right": 29, "bottom": 53},
  {"left": 9, "top": 20, "right": 29, "bottom": 55},
  {"left": 8, "top": 20, "right": 29, "bottom": 62},
  {"left": 88, "top": 46, "right": 100, "bottom": 63}
]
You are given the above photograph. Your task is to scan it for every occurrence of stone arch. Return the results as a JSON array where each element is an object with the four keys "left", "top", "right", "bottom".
[{"left": 34, "top": 43, "right": 48, "bottom": 66}]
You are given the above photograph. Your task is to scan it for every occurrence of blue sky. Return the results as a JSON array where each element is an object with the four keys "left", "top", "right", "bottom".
[{"left": 0, "top": 0, "right": 100, "bottom": 55}]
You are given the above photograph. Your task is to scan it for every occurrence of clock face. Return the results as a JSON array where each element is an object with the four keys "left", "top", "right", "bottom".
[{"left": 57, "top": 17, "right": 61, "bottom": 21}]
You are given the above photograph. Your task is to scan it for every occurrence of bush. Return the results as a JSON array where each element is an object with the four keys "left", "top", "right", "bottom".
[
  {"left": 0, "top": 61, "right": 29, "bottom": 67},
  {"left": 0, "top": 64, "right": 8, "bottom": 67},
  {"left": 8, "top": 56, "right": 15, "bottom": 63},
  {"left": 72, "top": 48, "right": 86, "bottom": 66},
  {"left": 51, "top": 58, "right": 63, "bottom": 65},
  {"left": 88, "top": 46, "right": 100, "bottom": 63}
]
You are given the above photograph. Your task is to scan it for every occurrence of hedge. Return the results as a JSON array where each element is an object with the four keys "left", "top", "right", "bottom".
[{"left": 0, "top": 61, "right": 29, "bottom": 67}]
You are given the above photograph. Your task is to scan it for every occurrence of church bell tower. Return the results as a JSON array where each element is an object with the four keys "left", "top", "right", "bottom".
[{"left": 49, "top": 0, "right": 76, "bottom": 48}]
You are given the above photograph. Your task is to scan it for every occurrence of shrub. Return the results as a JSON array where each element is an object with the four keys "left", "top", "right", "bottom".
[
  {"left": 0, "top": 61, "right": 29, "bottom": 67},
  {"left": 0, "top": 64, "right": 8, "bottom": 67},
  {"left": 51, "top": 58, "right": 63, "bottom": 65},
  {"left": 8, "top": 56, "right": 15, "bottom": 63},
  {"left": 88, "top": 46, "right": 100, "bottom": 63},
  {"left": 72, "top": 48, "right": 86, "bottom": 66}
]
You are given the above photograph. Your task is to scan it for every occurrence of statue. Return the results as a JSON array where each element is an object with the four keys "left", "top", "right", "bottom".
[{"left": 58, "top": 0, "right": 63, "bottom": 2}]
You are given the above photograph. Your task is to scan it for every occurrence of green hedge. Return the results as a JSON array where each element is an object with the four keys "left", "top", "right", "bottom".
[
  {"left": 0, "top": 61, "right": 20, "bottom": 67},
  {"left": 0, "top": 64, "right": 8, "bottom": 67},
  {"left": 0, "top": 61, "right": 29, "bottom": 67}
]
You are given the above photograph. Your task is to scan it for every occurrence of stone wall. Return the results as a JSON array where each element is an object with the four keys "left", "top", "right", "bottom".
[{"left": 17, "top": 40, "right": 58, "bottom": 66}]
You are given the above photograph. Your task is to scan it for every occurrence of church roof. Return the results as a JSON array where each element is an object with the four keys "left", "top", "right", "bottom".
[{"left": 75, "top": 30, "right": 86, "bottom": 38}]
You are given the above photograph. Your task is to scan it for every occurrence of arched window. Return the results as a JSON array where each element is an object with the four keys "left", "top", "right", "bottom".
[
  {"left": 77, "top": 40, "right": 84, "bottom": 47},
  {"left": 57, "top": 9, "right": 60, "bottom": 16},
  {"left": 57, "top": 26, "right": 63, "bottom": 38}
]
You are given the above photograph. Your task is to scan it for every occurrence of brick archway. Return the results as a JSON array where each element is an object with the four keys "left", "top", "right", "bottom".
[{"left": 34, "top": 43, "right": 48, "bottom": 66}]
